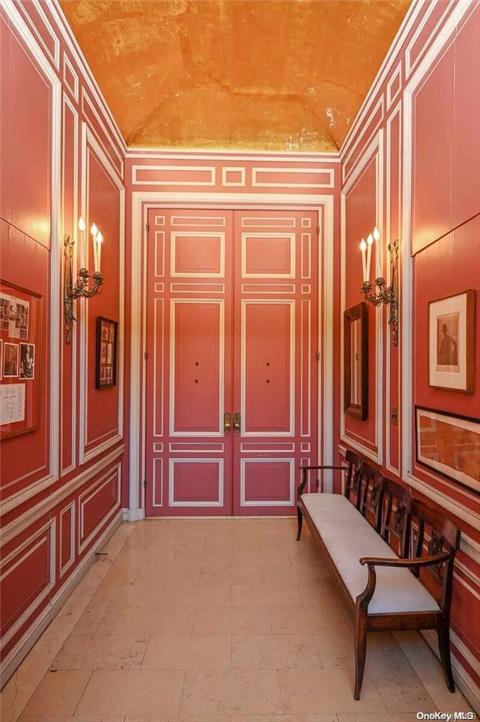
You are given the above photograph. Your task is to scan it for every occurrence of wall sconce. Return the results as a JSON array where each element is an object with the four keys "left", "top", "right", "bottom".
[
  {"left": 64, "top": 217, "right": 104, "bottom": 344},
  {"left": 359, "top": 228, "right": 399, "bottom": 346}
]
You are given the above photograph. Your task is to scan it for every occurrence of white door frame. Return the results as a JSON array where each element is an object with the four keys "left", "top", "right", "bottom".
[{"left": 128, "top": 191, "right": 335, "bottom": 520}]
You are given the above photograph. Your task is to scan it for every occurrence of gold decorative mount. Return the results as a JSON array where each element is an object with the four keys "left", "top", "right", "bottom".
[
  {"left": 64, "top": 234, "right": 103, "bottom": 344},
  {"left": 361, "top": 240, "right": 399, "bottom": 347}
]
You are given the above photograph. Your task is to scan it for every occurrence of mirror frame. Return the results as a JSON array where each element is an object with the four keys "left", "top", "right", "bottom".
[{"left": 344, "top": 301, "right": 368, "bottom": 420}]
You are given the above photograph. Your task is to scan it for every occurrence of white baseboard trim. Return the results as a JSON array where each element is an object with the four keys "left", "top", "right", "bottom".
[
  {"left": 422, "top": 630, "right": 480, "bottom": 714},
  {"left": 124, "top": 507, "right": 145, "bottom": 521},
  {"left": 0, "top": 510, "right": 124, "bottom": 689}
]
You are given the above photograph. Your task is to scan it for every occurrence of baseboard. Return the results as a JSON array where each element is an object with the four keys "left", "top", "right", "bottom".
[
  {"left": 123, "top": 507, "right": 145, "bottom": 521},
  {"left": 422, "top": 630, "right": 480, "bottom": 713},
  {"left": 0, "top": 510, "right": 124, "bottom": 689}
]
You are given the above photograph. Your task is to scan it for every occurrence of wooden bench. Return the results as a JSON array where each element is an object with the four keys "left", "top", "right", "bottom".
[{"left": 296, "top": 450, "right": 460, "bottom": 700}]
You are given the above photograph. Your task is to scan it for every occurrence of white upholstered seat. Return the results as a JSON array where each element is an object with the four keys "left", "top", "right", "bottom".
[{"left": 301, "top": 493, "right": 440, "bottom": 615}]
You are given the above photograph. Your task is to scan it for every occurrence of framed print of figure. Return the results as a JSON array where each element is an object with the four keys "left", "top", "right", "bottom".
[
  {"left": 428, "top": 290, "right": 475, "bottom": 392},
  {"left": 96, "top": 316, "right": 118, "bottom": 389}
]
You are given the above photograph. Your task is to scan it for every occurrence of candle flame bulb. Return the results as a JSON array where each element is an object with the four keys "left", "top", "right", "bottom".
[
  {"left": 78, "top": 217, "right": 86, "bottom": 232},
  {"left": 96, "top": 232, "right": 103, "bottom": 244},
  {"left": 367, "top": 233, "right": 374, "bottom": 246},
  {"left": 373, "top": 226, "right": 380, "bottom": 241},
  {"left": 90, "top": 223, "right": 98, "bottom": 237},
  {"left": 360, "top": 239, "right": 367, "bottom": 252}
]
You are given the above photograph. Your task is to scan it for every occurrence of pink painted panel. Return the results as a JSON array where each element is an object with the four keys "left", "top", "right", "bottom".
[
  {"left": 86, "top": 149, "right": 121, "bottom": 449},
  {"left": 0, "top": 16, "right": 51, "bottom": 247},
  {"left": 0, "top": 531, "right": 51, "bottom": 636},
  {"left": 452, "top": 5, "right": 480, "bottom": 229},
  {"left": 344, "top": 159, "right": 377, "bottom": 449},
  {"left": 80, "top": 472, "right": 118, "bottom": 545},
  {"left": 173, "top": 302, "right": 221, "bottom": 434},
  {"left": 244, "top": 302, "right": 292, "bottom": 434},
  {"left": 172, "top": 461, "right": 221, "bottom": 503},
  {"left": 412, "top": 46, "right": 454, "bottom": 252},
  {"left": 173, "top": 233, "right": 223, "bottom": 275},
  {"left": 243, "top": 233, "right": 293, "bottom": 276},
  {"left": 243, "top": 461, "right": 292, "bottom": 503}
]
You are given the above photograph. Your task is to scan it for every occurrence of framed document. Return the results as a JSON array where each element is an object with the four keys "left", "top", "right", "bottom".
[
  {"left": 96, "top": 316, "right": 118, "bottom": 389},
  {"left": 0, "top": 281, "right": 42, "bottom": 438}
]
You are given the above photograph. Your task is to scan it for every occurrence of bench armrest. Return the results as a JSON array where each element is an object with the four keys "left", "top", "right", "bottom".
[
  {"left": 355, "top": 552, "right": 451, "bottom": 612},
  {"left": 359, "top": 552, "right": 450, "bottom": 569},
  {"left": 297, "top": 465, "right": 348, "bottom": 496}
]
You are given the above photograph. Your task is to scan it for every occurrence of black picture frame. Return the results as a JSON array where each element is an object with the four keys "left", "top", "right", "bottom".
[
  {"left": 95, "top": 316, "right": 118, "bottom": 389},
  {"left": 344, "top": 302, "right": 368, "bottom": 420}
]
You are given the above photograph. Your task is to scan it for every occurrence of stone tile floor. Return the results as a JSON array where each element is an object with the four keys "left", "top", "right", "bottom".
[{"left": 0, "top": 518, "right": 474, "bottom": 722}]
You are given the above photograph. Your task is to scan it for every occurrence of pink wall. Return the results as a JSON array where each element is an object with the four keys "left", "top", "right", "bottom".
[
  {"left": 338, "top": 0, "right": 480, "bottom": 697},
  {"left": 0, "top": 0, "right": 126, "bottom": 682}
]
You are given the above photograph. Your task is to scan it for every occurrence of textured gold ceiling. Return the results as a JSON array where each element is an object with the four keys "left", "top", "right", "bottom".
[{"left": 61, "top": 0, "right": 411, "bottom": 151}]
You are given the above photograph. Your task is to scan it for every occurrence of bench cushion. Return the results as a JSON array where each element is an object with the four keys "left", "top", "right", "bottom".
[{"left": 301, "top": 493, "right": 440, "bottom": 615}]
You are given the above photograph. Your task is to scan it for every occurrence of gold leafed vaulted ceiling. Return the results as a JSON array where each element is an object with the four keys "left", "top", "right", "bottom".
[{"left": 60, "top": 0, "right": 411, "bottom": 151}]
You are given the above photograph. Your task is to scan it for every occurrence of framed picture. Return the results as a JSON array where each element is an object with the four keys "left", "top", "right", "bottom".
[
  {"left": 0, "top": 281, "right": 42, "bottom": 439},
  {"left": 96, "top": 316, "right": 117, "bottom": 389},
  {"left": 344, "top": 302, "right": 368, "bottom": 420},
  {"left": 415, "top": 406, "right": 480, "bottom": 494},
  {"left": 428, "top": 290, "right": 475, "bottom": 392}
]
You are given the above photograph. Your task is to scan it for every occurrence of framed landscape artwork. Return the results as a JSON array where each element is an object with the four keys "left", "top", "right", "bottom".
[
  {"left": 428, "top": 290, "right": 475, "bottom": 392},
  {"left": 96, "top": 317, "right": 118, "bottom": 389},
  {"left": 415, "top": 406, "right": 480, "bottom": 494}
]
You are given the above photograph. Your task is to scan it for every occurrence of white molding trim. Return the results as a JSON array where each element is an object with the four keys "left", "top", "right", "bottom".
[
  {"left": 0, "top": 519, "right": 56, "bottom": 651},
  {"left": 0, "top": 510, "right": 123, "bottom": 689},
  {"left": 0, "top": 445, "right": 125, "bottom": 546},
  {"left": 126, "top": 149, "right": 341, "bottom": 162},
  {"left": 78, "top": 123, "right": 125, "bottom": 465},
  {"left": 384, "top": 100, "right": 402, "bottom": 477},
  {"left": 60, "top": 92, "right": 79, "bottom": 477},
  {"left": 0, "top": 0, "right": 61, "bottom": 514},
  {"left": 339, "top": 0, "right": 424, "bottom": 159},
  {"left": 240, "top": 458, "right": 295, "bottom": 507},
  {"left": 49, "top": 0, "right": 127, "bottom": 155},
  {"left": 421, "top": 630, "right": 480, "bottom": 714},
  {"left": 78, "top": 464, "right": 121, "bottom": 553},
  {"left": 130, "top": 189, "right": 335, "bottom": 516},
  {"left": 168, "top": 458, "right": 224, "bottom": 507},
  {"left": 340, "top": 130, "right": 384, "bottom": 464},
  {"left": 59, "top": 501, "right": 75, "bottom": 578},
  {"left": 400, "top": 0, "right": 480, "bottom": 524}
]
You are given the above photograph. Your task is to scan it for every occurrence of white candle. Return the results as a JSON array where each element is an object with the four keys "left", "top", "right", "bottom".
[
  {"left": 366, "top": 233, "right": 374, "bottom": 283},
  {"left": 78, "top": 217, "right": 86, "bottom": 232},
  {"left": 360, "top": 239, "right": 367, "bottom": 283},
  {"left": 91, "top": 224, "right": 98, "bottom": 272},
  {"left": 96, "top": 232, "right": 103, "bottom": 273}
]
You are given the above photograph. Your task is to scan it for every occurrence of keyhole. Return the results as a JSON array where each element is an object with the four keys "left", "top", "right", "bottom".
[
  {"left": 266, "top": 379, "right": 270, "bottom": 383},
  {"left": 266, "top": 362, "right": 270, "bottom": 366},
  {"left": 195, "top": 379, "right": 199, "bottom": 384},
  {"left": 195, "top": 362, "right": 199, "bottom": 366}
]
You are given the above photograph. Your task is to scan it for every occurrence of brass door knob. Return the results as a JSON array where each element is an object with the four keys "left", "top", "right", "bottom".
[
  {"left": 233, "top": 412, "right": 241, "bottom": 432},
  {"left": 224, "top": 412, "right": 232, "bottom": 432}
]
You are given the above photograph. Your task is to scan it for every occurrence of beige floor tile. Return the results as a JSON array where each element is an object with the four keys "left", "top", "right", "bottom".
[
  {"left": 76, "top": 670, "right": 184, "bottom": 716},
  {"left": 193, "top": 606, "right": 271, "bottom": 635},
  {"left": 126, "top": 716, "right": 232, "bottom": 722},
  {"left": 313, "top": 624, "right": 354, "bottom": 669},
  {"left": 19, "top": 670, "right": 91, "bottom": 718},
  {"left": 268, "top": 606, "right": 349, "bottom": 634},
  {"left": 299, "top": 580, "right": 344, "bottom": 609},
  {"left": 199, "top": 564, "right": 266, "bottom": 586},
  {"left": 108, "top": 605, "right": 195, "bottom": 636},
  {"left": 233, "top": 548, "right": 292, "bottom": 567},
  {"left": 278, "top": 668, "right": 386, "bottom": 713},
  {"left": 161, "top": 583, "right": 232, "bottom": 607},
  {"left": 337, "top": 716, "right": 420, "bottom": 722},
  {"left": 232, "top": 716, "right": 337, "bottom": 722},
  {"left": 90, "top": 582, "right": 164, "bottom": 608},
  {"left": 233, "top": 585, "right": 303, "bottom": 608},
  {"left": 394, "top": 630, "right": 474, "bottom": 713},
  {"left": 366, "top": 633, "right": 437, "bottom": 713},
  {"left": 181, "top": 670, "right": 283, "bottom": 715},
  {"left": 51, "top": 633, "right": 148, "bottom": 671},
  {"left": 173, "top": 546, "right": 233, "bottom": 568},
  {"left": 142, "top": 634, "right": 231, "bottom": 670},
  {"left": 19, "top": 717, "right": 123, "bottom": 722},
  {"left": 232, "top": 634, "right": 322, "bottom": 670}
]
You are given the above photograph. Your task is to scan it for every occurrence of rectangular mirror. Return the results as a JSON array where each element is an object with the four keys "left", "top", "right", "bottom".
[{"left": 344, "top": 302, "right": 368, "bottom": 420}]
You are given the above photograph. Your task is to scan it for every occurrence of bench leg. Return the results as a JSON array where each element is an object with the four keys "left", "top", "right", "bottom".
[
  {"left": 437, "top": 624, "right": 455, "bottom": 692},
  {"left": 296, "top": 506, "right": 303, "bottom": 541},
  {"left": 354, "top": 614, "right": 368, "bottom": 700}
]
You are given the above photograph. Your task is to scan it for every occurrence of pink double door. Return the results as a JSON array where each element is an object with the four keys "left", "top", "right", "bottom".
[{"left": 145, "top": 208, "right": 318, "bottom": 516}]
